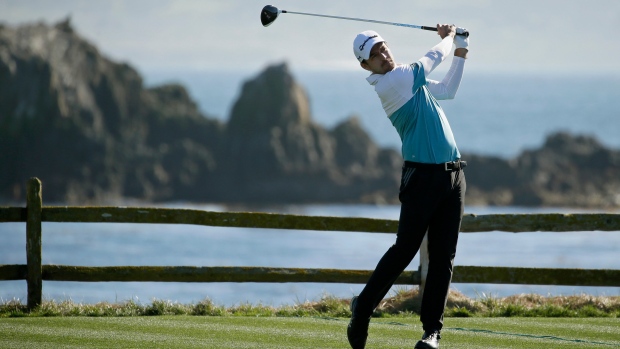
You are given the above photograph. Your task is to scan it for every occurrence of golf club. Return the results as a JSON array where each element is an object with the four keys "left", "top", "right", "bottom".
[{"left": 261, "top": 5, "right": 469, "bottom": 37}]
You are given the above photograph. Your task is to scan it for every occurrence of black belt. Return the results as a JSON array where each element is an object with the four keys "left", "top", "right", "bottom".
[{"left": 404, "top": 160, "right": 467, "bottom": 171}]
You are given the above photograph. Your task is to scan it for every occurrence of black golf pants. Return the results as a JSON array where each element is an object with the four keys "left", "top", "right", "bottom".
[{"left": 355, "top": 162, "right": 466, "bottom": 332}]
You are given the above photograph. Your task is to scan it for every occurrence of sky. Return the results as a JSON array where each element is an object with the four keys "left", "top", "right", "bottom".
[{"left": 2, "top": 0, "right": 620, "bottom": 76}]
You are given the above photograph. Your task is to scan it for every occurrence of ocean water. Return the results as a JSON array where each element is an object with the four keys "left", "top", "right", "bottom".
[
  {"left": 1, "top": 204, "right": 619, "bottom": 306},
  {"left": 143, "top": 68, "right": 620, "bottom": 159}
]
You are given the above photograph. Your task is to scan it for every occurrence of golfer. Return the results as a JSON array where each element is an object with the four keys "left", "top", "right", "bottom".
[{"left": 347, "top": 24, "right": 469, "bottom": 349}]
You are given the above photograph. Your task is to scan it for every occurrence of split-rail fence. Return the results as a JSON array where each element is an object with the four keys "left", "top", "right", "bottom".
[{"left": 1, "top": 178, "right": 619, "bottom": 309}]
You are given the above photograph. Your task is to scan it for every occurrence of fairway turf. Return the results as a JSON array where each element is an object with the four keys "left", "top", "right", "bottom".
[{"left": 1, "top": 316, "right": 618, "bottom": 348}]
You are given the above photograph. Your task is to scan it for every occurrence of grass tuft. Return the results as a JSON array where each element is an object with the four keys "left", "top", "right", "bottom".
[{"left": 191, "top": 298, "right": 226, "bottom": 316}]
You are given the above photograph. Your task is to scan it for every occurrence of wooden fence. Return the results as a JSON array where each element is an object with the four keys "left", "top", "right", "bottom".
[{"left": 1, "top": 178, "right": 620, "bottom": 310}]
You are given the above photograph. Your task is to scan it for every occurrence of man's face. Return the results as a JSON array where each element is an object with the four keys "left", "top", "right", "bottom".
[{"left": 361, "top": 42, "right": 395, "bottom": 74}]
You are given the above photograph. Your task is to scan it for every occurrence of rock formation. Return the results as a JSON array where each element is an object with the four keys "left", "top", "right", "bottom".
[
  {"left": 219, "top": 63, "right": 399, "bottom": 203},
  {"left": 462, "top": 133, "right": 620, "bottom": 208},
  {"left": 0, "top": 19, "right": 224, "bottom": 203}
]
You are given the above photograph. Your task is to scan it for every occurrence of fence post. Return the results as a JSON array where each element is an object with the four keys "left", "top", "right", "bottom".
[
  {"left": 26, "top": 177, "right": 43, "bottom": 310},
  {"left": 418, "top": 231, "right": 429, "bottom": 296}
]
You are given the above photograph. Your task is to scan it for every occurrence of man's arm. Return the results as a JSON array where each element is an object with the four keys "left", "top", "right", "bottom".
[
  {"left": 427, "top": 27, "right": 469, "bottom": 100},
  {"left": 454, "top": 48, "right": 468, "bottom": 59},
  {"left": 426, "top": 57, "right": 465, "bottom": 100},
  {"left": 418, "top": 24, "right": 456, "bottom": 77}
]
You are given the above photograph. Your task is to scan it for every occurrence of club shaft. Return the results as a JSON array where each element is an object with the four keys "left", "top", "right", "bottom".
[
  {"left": 283, "top": 10, "right": 425, "bottom": 29},
  {"left": 282, "top": 10, "right": 468, "bottom": 36}
]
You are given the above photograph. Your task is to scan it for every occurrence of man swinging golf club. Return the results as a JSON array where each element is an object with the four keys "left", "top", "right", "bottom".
[{"left": 348, "top": 24, "right": 469, "bottom": 349}]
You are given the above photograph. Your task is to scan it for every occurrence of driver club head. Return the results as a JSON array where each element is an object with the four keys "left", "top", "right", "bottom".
[{"left": 261, "top": 5, "right": 281, "bottom": 27}]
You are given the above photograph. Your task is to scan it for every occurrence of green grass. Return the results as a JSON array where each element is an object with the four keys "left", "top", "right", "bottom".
[
  {"left": 1, "top": 316, "right": 618, "bottom": 348},
  {"left": 1, "top": 290, "right": 619, "bottom": 347}
]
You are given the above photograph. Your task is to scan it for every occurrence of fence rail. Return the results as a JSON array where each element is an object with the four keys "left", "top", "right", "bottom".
[{"left": 1, "top": 178, "right": 620, "bottom": 309}]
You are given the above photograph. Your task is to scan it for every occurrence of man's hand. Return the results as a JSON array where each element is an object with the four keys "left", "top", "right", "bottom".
[
  {"left": 437, "top": 24, "right": 456, "bottom": 39},
  {"left": 454, "top": 27, "right": 469, "bottom": 49},
  {"left": 454, "top": 27, "right": 469, "bottom": 58}
]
